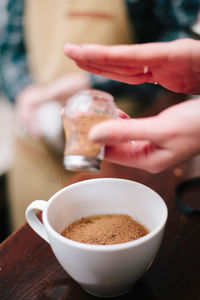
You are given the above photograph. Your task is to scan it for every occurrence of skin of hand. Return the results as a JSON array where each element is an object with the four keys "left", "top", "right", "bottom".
[
  {"left": 88, "top": 99, "right": 200, "bottom": 173},
  {"left": 64, "top": 38, "right": 200, "bottom": 94},
  {"left": 16, "top": 73, "right": 90, "bottom": 137}
]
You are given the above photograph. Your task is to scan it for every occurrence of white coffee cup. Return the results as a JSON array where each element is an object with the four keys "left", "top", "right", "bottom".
[{"left": 26, "top": 178, "right": 168, "bottom": 298}]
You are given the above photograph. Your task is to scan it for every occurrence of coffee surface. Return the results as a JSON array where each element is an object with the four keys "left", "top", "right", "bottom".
[{"left": 61, "top": 214, "right": 149, "bottom": 245}]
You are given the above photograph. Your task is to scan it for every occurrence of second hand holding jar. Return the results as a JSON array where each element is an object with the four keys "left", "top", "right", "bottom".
[{"left": 63, "top": 89, "right": 117, "bottom": 172}]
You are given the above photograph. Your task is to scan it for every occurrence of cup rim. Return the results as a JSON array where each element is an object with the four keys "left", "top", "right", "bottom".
[{"left": 43, "top": 178, "right": 168, "bottom": 252}]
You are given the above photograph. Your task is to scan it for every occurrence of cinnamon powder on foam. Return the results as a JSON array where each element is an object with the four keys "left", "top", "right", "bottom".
[{"left": 61, "top": 214, "right": 149, "bottom": 245}]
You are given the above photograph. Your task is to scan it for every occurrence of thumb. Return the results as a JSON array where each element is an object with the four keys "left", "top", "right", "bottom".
[{"left": 89, "top": 117, "right": 160, "bottom": 144}]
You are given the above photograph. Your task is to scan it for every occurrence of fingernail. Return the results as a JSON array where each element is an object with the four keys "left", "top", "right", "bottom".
[
  {"left": 64, "top": 43, "right": 77, "bottom": 49},
  {"left": 64, "top": 44, "right": 80, "bottom": 58}
]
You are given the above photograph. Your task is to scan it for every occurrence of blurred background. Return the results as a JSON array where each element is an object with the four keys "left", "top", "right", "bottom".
[{"left": 0, "top": 0, "right": 199, "bottom": 242}]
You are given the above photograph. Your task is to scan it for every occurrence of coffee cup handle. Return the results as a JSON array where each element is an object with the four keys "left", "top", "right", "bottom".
[{"left": 26, "top": 200, "right": 49, "bottom": 243}]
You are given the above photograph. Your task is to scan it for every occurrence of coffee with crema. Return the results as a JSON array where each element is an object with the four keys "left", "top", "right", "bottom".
[{"left": 61, "top": 214, "right": 149, "bottom": 245}]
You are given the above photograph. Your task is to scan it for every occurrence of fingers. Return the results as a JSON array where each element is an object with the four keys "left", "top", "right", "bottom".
[
  {"left": 117, "top": 109, "right": 131, "bottom": 119},
  {"left": 104, "top": 142, "right": 172, "bottom": 173},
  {"left": 64, "top": 42, "right": 170, "bottom": 85},
  {"left": 76, "top": 62, "right": 152, "bottom": 85},
  {"left": 64, "top": 42, "right": 170, "bottom": 68},
  {"left": 89, "top": 118, "right": 161, "bottom": 145},
  {"left": 64, "top": 44, "right": 107, "bottom": 64},
  {"left": 78, "top": 62, "right": 146, "bottom": 75}
]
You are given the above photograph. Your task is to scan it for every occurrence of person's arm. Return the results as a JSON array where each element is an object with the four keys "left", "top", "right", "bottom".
[
  {"left": 0, "top": 0, "right": 33, "bottom": 102},
  {"left": 84, "top": 1, "right": 200, "bottom": 113},
  {"left": 64, "top": 0, "right": 200, "bottom": 95},
  {"left": 0, "top": 1, "right": 90, "bottom": 137},
  {"left": 89, "top": 99, "right": 200, "bottom": 173},
  {"left": 88, "top": 0, "right": 200, "bottom": 101}
]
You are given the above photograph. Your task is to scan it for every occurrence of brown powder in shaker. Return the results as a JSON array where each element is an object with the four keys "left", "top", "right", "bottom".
[{"left": 64, "top": 113, "right": 110, "bottom": 157}]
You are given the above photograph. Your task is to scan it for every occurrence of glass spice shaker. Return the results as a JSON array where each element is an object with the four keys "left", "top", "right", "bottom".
[{"left": 63, "top": 89, "right": 117, "bottom": 172}]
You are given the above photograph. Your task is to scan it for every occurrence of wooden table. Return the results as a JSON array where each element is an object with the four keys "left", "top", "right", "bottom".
[{"left": 0, "top": 157, "right": 200, "bottom": 300}]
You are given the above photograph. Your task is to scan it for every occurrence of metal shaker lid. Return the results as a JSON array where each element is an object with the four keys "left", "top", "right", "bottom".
[{"left": 64, "top": 155, "right": 100, "bottom": 172}]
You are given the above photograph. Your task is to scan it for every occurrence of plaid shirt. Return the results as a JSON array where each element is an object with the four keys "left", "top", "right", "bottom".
[
  {"left": 0, "top": 0, "right": 200, "bottom": 102},
  {"left": 0, "top": 0, "right": 32, "bottom": 102}
]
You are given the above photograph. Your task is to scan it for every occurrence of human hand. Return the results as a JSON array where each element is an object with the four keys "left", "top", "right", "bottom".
[
  {"left": 88, "top": 99, "right": 200, "bottom": 173},
  {"left": 64, "top": 38, "right": 200, "bottom": 94},
  {"left": 16, "top": 73, "right": 90, "bottom": 137},
  {"left": 16, "top": 84, "right": 47, "bottom": 137}
]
